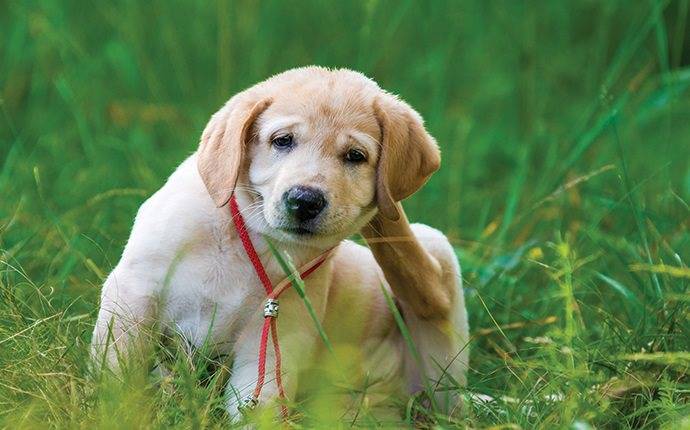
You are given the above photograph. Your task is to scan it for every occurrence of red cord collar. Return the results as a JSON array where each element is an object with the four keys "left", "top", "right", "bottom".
[{"left": 229, "top": 195, "right": 332, "bottom": 418}]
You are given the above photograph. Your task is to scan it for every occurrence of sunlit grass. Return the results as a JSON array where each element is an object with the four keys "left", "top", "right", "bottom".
[{"left": 1, "top": 0, "right": 689, "bottom": 428}]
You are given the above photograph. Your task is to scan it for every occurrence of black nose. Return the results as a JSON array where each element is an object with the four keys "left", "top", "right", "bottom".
[{"left": 283, "top": 186, "right": 327, "bottom": 222}]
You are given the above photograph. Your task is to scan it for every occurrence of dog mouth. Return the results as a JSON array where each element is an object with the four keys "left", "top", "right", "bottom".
[
  {"left": 241, "top": 190, "right": 335, "bottom": 239},
  {"left": 279, "top": 225, "right": 317, "bottom": 236}
]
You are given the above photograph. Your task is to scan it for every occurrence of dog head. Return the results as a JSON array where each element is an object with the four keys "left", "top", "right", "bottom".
[{"left": 197, "top": 67, "right": 440, "bottom": 247}]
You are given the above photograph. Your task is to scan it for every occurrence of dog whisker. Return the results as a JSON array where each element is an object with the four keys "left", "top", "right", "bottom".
[{"left": 233, "top": 184, "right": 262, "bottom": 198}]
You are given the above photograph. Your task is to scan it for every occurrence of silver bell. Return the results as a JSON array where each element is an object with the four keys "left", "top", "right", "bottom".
[
  {"left": 238, "top": 394, "right": 258, "bottom": 414},
  {"left": 264, "top": 298, "right": 279, "bottom": 318}
]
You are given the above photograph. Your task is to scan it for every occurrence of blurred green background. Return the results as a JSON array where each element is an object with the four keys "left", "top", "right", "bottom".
[{"left": 1, "top": 0, "right": 689, "bottom": 428}]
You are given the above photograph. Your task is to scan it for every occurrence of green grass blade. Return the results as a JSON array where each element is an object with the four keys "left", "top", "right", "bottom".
[{"left": 264, "top": 238, "right": 334, "bottom": 354}]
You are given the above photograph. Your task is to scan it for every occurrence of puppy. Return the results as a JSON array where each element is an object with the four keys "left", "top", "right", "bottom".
[{"left": 91, "top": 66, "right": 469, "bottom": 421}]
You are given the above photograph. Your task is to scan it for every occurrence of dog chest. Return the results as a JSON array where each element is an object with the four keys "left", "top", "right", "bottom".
[{"left": 158, "top": 250, "right": 266, "bottom": 353}]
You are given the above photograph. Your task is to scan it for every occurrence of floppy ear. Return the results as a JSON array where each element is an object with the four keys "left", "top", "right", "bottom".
[
  {"left": 373, "top": 94, "right": 441, "bottom": 220},
  {"left": 197, "top": 97, "right": 272, "bottom": 207}
]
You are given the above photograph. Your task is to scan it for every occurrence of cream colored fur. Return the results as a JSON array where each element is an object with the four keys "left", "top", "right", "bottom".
[{"left": 91, "top": 66, "right": 469, "bottom": 421}]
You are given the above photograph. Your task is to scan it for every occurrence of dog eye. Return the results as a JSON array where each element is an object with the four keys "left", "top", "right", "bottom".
[
  {"left": 272, "top": 134, "right": 294, "bottom": 149},
  {"left": 344, "top": 149, "right": 367, "bottom": 163}
]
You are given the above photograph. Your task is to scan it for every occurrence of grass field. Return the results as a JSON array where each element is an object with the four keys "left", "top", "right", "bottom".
[{"left": 1, "top": 0, "right": 689, "bottom": 428}]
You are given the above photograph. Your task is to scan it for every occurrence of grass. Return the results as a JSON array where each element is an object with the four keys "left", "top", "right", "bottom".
[{"left": 1, "top": 0, "right": 689, "bottom": 428}]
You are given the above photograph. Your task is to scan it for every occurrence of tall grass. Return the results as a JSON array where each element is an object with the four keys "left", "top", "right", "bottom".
[{"left": 1, "top": 0, "right": 689, "bottom": 428}]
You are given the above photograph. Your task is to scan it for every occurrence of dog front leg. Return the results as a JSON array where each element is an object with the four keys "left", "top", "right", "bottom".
[
  {"left": 226, "top": 286, "right": 328, "bottom": 422},
  {"left": 225, "top": 324, "right": 289, "bottom": 421},
  {"left": 91, "top": 269, "right": 158, "bottom": 373}
]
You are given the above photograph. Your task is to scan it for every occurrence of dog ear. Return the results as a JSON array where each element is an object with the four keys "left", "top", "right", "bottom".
[
  {"left": 373, "top": 94, "right": 440, "bottom": 220},
  {"left": 197, "top": 96, "right": 272, "bottom": 207}
]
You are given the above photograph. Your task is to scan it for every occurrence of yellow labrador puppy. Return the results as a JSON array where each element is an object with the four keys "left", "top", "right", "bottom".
[{"left": 92, "top": 66, "right": 468, "bottom": 421}]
